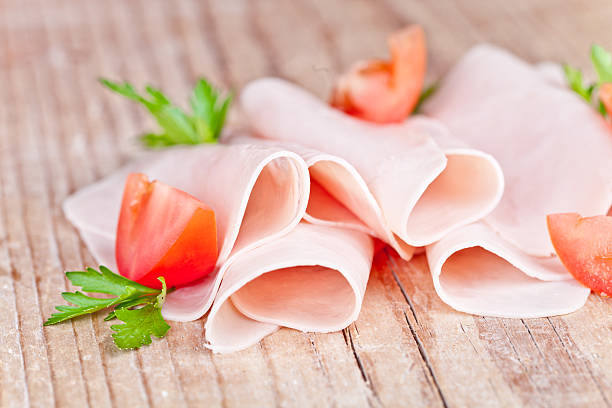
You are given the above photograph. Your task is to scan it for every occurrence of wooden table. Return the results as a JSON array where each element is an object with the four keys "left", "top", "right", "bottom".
[{"left": 1, "top": 0, "right": 611, "bottom": 407}]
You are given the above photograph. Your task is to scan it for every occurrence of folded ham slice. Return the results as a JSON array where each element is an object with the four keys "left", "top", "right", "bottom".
[
  {"left": 63, "top": 44, "right": 608, "bottom": 352},
  {"left": 205, "top": 222, "right": 373, "bottom": 352},
  {"left": 63, "top": 144, "right": 310, "bottom": 321},
  {"left": 65, "top": 143, "right": 375, "bottom": 351},
  {"left": 421, "top": 44, "right": 611, "bottom": 316},
  {"left": 427, "top": 223, "right": 590, "bottom": 317},
  {"left": 240, "top": 78, "right": 504, "bottom": 256},
  {"left": 226, "top": 134, "right": 415, "bottom": 259}
]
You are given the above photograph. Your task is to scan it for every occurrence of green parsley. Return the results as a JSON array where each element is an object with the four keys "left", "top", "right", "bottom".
[
  {"left": 413, "top": 82, "right": 438, "bottom": 113},
  {"left": 563, "top": 65, "right": 594, "bottom": 102},
  {"left": 563, "top": 44, "right": 612, "bottom": 116},
  {"left": 591, "top": 45, "right": 612, "bottom": 84},
  {"left": 44, "top": 266, "right": 171, "bottom": 349},
  {"left": 111, "top": 278, "right": 170, "bottom": 349},
  {"left": 100, "top": 77, "right": 232, "bottom": 148}
]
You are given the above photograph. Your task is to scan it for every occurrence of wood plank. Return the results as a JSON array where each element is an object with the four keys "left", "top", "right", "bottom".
[
  {"left": 0, "top": 0, "right": 611, "bottom": 407},
  {"left": 0, "top": 42, "right": 30, "bottom": 408},
  {"left": 250, "top": 2, "right": 452, "bottom": 406},
  {"left": 387, "top": 251, "right": 612, "bottom": 407},
  {"left": 202, "top": 2, "right": 376, "bottom": 406},
  {"left": 35, "top": 0, "right": 150, "bottom": 405},
  {"left": 0, "top": 10, "right": 59, "bottom": 406}
]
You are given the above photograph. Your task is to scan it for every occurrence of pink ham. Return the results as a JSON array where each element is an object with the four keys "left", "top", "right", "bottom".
[
  {"left": 227, "top": 134, "right": 417, "bottom": 259},
  {"left": 65, "top": 143, "right": 375, "bottom": 352},
  {"left": 205, "top": 223, "right": 373, "bottom": 352},
  {"left": 62, "top": 43, "right": 609, "bottom": 353},
  {"left": 64, "top": 144, "right": 311, "bottom": 321},
  {"left": 424, "top": 44, "right": 612, "bottom": 256},
  {"left": 427, "top": 223, "right": 589, "bottom": 317},
  {"left": 240, "top": 78, "right": 504, "bottom": 254},
  {"left": 422, "top": 44, "right": 612, "bottom": 316}
]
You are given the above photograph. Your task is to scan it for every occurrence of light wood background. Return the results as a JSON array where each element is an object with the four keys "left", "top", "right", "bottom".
[{"left": 1, "top": 0, "right": 611, "bottom": 407}]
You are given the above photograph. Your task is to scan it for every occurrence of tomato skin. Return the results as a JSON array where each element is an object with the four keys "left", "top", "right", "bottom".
[
  {"left": 116, "top": 173, "right": 218, "bottom": 289},
  {"left": 547, "top": 213, "right": 612, "bottom": 297},
  {"left": 330, "top": 25, "right": 426, "bottom": 123},
  {"left": 600, "top": 83, "right": 612, "bottom": 118}
]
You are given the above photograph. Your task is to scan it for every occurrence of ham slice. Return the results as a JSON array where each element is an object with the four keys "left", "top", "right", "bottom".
[
  {"left": 64, "top": 143, "right": 374, "bottom": 352},
  {"left": 424, "top": 45, "right": 612, "bottom": 256},
  {"left": 427, "top": 223, "right": 589, "bottom": 317},
  {"left": 63, "top": 44, "right": 608, "bottom": 352},
  {"left": 205, "top": 222, "right": 373, "bottom": 352},
  {"left": 64, "top": 144, "right": 310, "bottom": 321},
  {"left": 226, "top": 134, "right": 416, "bottom": 259},
  {"left": 421, "top": 44, "right": 611, "bottom": 316},
  {"left": 240, "top": 78, "right": 504, "bottom": 255}
]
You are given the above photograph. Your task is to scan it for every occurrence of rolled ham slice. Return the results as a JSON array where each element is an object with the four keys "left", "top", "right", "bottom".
[
  {"left": 205, "top": 223, "right": 373, "bottom": 352},
  {"left": 226, "top": 134, "right": 417, "bottom": 259},
  {"left": 240, "top": 78, "right": 504, "bottom": 254},
  {"left": 424, "top": 44, "right": 612, "bottom": 256},
  {"left": 63, "top": 143, "right": 310, "bottom": 321},
  {"left": 421, "top": 44, "right": 611, "bottom": 316},
  {"left": 427, "top": 223, "right": 589, "bottom": 318}
]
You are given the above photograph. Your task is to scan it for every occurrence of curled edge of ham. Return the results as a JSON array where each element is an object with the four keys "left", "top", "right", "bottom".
[
  {"left": 240, "top": 78, "right": 505, "bottom": 252},
  {"left": 227, "top": 134, "right": 416, "bottom": 260},
  {"left": 63, "top": 142, "right": 375, "bottom": 352},
  {"left": 426, "top": 223, "right": 590, "bottom": 318},
  {"left": 204, "top": 223, "right": 373, "bottom": 353},
  {"left": 63, "top": 143, "right": 311, "bottom": 321},
  {"left": 420, "top": 44, "right": 612, "bottom": 316},
  {"left": 423, "top": 44, "right": 612, "bottom": 257}
]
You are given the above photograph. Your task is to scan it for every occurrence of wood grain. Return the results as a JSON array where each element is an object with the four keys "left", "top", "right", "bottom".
[{"left": 0, "top": 0, "right": 611, "bottom": 407}]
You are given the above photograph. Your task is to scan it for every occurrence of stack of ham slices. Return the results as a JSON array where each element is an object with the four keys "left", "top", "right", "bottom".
[{"left": 64, "top": 44, "right": 612, "bottom": 352}]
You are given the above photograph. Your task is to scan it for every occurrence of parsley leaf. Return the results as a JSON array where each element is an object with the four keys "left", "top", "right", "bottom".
[
  {"left": 413, "top": 82, "right": 438, "bottom": 113},
  {"left": 591, "top": 44, "right": 612, "bottom": 84},
  {"left": 45, "top": 266, "right": 172, "bottom": 349},
  {"left": 44, "top": 292, "right": 119, "bottom": 325},
  {"left": 564, "top": 44, "right": 612, "bottom": 117},
  {"left": 66, "top": 266, "right": 156, "bottom": 297},
  {"left": 103, "top": 295, "right": 157, "bottom": 321},
  {"left": 100, "top": 77, "right": 232, "bottom": 148},
  {"left": 111, "top": 277, "right": 171, "bottom": 349},
  {"left": 563, "top": 64, "right": 594, "bottom": 102}
]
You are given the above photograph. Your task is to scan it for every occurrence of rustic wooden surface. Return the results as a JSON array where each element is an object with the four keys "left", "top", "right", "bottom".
[{"left": 1, "top": 0, "right": 611, "bottom": 407}]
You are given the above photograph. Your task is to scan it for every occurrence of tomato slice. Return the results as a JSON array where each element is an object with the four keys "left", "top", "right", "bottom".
[
  {"left": 330, "top": 25, "right": 427, "bottom": 123},
  {"left": 600, "top": 82, "right": 612, "bottom": 118},
  {"left": 547, "top": 213, "right": 612, "bottom": 296},
  {"left": 116, "top": 173, "right": 218, "bottom": 289}
]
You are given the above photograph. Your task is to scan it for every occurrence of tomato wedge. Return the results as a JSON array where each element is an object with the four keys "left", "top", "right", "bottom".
[
  {"left": 600, "top": 82, "right": 612, "bottom": 118},
  {"left": 547, "top": 213, "right": 612, "bottom": 296},
  {"left": 330, "top": 25, "right": 427, "bottom": 123},
  {"left": 116, "top": 173, "right": 218, "bottom": 289}
]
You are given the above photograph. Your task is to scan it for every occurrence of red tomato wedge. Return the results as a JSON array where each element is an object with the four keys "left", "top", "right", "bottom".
[
  {"left": 547, "top": 213, "right": 612, "bottom": 296},
  {"left": 600, "top": 82, "right": 612, "bottom": 118},
  {"left": 330, "top": 25, "right": 427, "bottom": 123},
  {"left": 116, "top": 173, "right": 218, "bottom": 289}
]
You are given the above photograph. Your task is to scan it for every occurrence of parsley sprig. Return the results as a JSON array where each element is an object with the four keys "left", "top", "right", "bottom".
[
  {"left": 44, "top": 266, "right": 171, "bottom": 349},
  {"left": 414, "top": 82, "right": 438, "bottom": 113},
  {"left": 100, "top": 77, "right": 232, "bottom": 148},
  {"left": 564, "top": 44, "right": 612, "bottom": 116}
]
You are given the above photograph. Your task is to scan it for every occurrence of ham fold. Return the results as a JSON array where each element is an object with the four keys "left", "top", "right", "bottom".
[
  {"left": 240, "top": 78, "right": 504, "bottom": 257},
  {"left": 63, "top": 43, "right": 610, "bottom": 353},
  {"left": 65, "top": 143, "right": 374, "bottom": 351},
  {"left": 421, "top": 44, "right": 611, "bottom": 317},
  {"left": 205, "top": 222, "right": 373, "bottom": 352},
  {"left": 63, "top": 144, "right": 311, "bottom": 321}
]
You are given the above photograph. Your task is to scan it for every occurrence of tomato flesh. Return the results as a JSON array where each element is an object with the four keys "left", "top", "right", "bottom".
[
  {"left": 116, "top": 173, "right": 218, "bottom": 289},
  {"left": 600, "top": 82, "right": 612, "bottom": 118},
  {"left": 330, "top": 25, "right": 427, "bottom": 123},
  {"left": 547, "top": 213, "right": 612, "bottom": 296}
]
